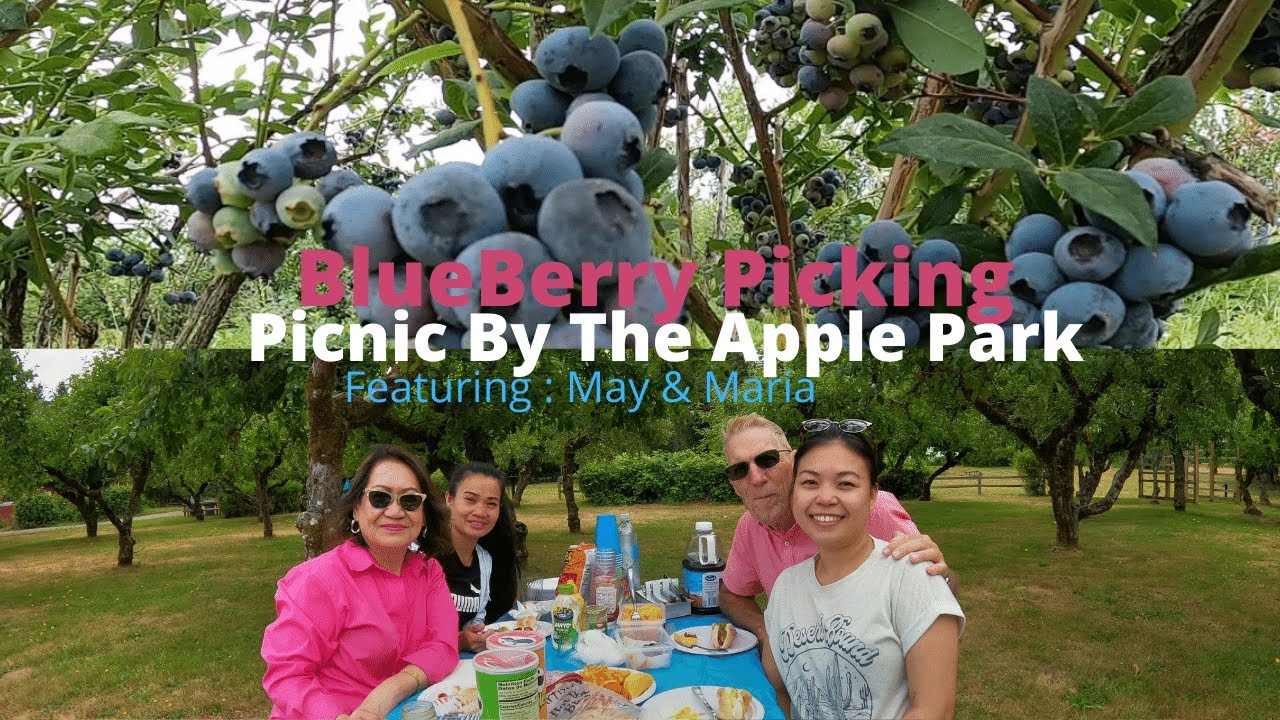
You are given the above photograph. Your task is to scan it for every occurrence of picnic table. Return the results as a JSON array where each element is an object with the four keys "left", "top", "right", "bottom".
[{"left": 389, "top": 614, "right": 783, "bottom": 719}]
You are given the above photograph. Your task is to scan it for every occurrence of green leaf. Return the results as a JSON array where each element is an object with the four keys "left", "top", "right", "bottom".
[
  {"left": 0, "top": 0, "right": 27, "bottom": 31},
  {"left": 443, "top": 78, "right": 477, "bottom": 120},
  {"left": 1078, "top": 140, "right": 1125, "bottom": 169},
  {"left": 582, "top": 0, "right": 638, "bottom": 36},
  {"left": 657, "top": 0, "right": 744, "bottom": 27},
  {"left": 1016, "top": 170, "right": 1065, "bottom": 224},
  {"left": 373, "top": 43, "right": 461, "bottom": 80},
  {"left": 1233, "top": 105, "right": 1280, "bottom": 129},
  {"left": 1194, "top": 308, "right": 1221, "bottom": 347},
  {"left": 1100, "top": 75, "right": 1197, "bottom": 139},
  {"left": 1075, "top": 95, "right": 1102, "bottom": 128},
  {"left": 1178, "top": 244, "right": 1280, "bottom": 297},
  {"left": 1055, "top": 168, "right": 1159, "bottom": 249},
  {"left": 57, "top": 119, "right": 124, "bottom": 158},
  {"left": 405, "top": 119, "right": 482, "bottom": 157},
  {"left": 916, "top": 184, "right": 965, "bottom": 233},
  {"left": 923, "top": 224, "right": 1005, "bottom": 269},
  {"left": 877, "top": 114, "right": 1035, "bottom": 171},
  {"left": 885, "top": 0, "right": 986, "bottom": 75},
  {"left": 1026, "top": 76, "right": 1084, "bottom": 167},
  {"left": 636, "top": 148, "right": 677, "bottom": 195}
]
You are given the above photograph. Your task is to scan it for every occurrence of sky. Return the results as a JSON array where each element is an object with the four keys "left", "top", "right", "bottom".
[{"left": 14, "top": 350, "right": 104, "bottom": 399}]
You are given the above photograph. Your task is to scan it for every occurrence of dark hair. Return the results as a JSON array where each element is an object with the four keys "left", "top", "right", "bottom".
[
  {"left": 791, "top": 429, "right": 881, "bottom": 487},
  {"left": 445, "top": 462, "right": 523, "bottom": 624},
  {"left": 328, "top": 444, "right": 448, "bottom": 557}
]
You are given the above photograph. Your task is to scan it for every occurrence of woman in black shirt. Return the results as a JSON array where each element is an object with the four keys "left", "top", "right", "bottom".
[{"left": 437, "top": 462, "right": 521, "bottom": 652}]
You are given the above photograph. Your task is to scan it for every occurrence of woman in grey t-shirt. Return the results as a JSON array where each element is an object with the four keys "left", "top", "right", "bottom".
[{"left": 764, "top": 421, "right": 965, "bottom": 719}]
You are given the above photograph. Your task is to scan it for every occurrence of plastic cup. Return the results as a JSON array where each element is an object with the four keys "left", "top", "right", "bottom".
[{"left": 594, "top": 514, "right": 620, "bottom": 553}]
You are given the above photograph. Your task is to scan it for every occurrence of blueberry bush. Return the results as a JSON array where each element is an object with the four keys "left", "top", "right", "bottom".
[{"left": 1, "top": 0, "right": 1278, "bottom": 349}]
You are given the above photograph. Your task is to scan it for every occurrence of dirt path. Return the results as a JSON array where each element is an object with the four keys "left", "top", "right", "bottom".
[{"left": 0, "top": 510, "right": 184, "bottom": 537}]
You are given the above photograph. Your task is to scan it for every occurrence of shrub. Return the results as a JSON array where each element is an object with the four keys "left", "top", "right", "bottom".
[
  {"left": 102, "top": 485, "right": 133, "bottom": 517},
  {"left": 220, "top": 480, "right": 305, "bottom": 519},
  {"left": 15, "top": 493, "right": 80, "bottom": 529},
  {"left": 1014, "top": 450, "right": 1046, "bottom": 496},
  {"left": 880, "top": 467, "right": 928, "bottom": 501},
  {"left": 579, "top": 451, "right": 736, "bottom": 505}
]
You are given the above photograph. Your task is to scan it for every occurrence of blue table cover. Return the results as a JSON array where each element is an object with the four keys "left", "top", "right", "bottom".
[{"left": 389, "top": 614, "right": 783, "bottom": 719}]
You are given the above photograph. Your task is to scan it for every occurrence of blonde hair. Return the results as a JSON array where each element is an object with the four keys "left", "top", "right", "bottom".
[{"left": 721, "top": 413, "right": 790, "bottom": 451}]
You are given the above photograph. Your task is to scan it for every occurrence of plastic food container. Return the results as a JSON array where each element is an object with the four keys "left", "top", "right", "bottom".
[{"left": 612, "top": 623, "right": 676, "bottom": 670}]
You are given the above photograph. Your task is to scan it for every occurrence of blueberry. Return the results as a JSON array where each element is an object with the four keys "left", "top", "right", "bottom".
[
  {"left": 322, "top": 185, "right": 402, "bottom": 265},
  {"left": 617, "top": 19, "right": 668, "bottom": 58},
  {"left": 858, "top": 220, "right": 912, "bottom": 262},
  {"left": 251, "top": 199, "right": 290, "bottom": 238},
  {"left": 157, "top": 252, "right": 173, "bottom": 267},
  {"left": 146, "top": 267, "right": 165, "bottom": 282},
  {"left": 537, "top": 178, "right": 652, "bottom": 278},
  {"left": 805, "top": 0, "right": 838, "bottom": 21},
  {"left": 426, "top": 324, "right": 466, "bottom": 351},
  {"left": 1108, "top": 302, "right": 1158, "bottom": 348},
  {"left": 510, "top": 79, "right": 573, "bottom": 133},
  {"left": 451, "top": 232, "right": 563, "bottom": 331},
  {"left": 315, "top": 168, "right": 365, "bottom": 203},
  {"left": 1007, "top": 213, "right": 1064, "bottom": 259},
  {"left": 635, "top": 102, "right": 661, "bottom": 133},
  {"left": 608, "top": 50, "right": 669, "bottom": 111},
  {"left": 434, "top": 108, "right": 458, "bottom": 127},
  {"left": 602, "top": 257, "right": 687, "bottom": 333},
  {"left": 1249, "top": 66, "right": 1280, "bottom": 91},
  {"left": 185, "top": 167, "right": 223, "bottom": 214},
  {"left": 1053, "top": 226, "right": 1126, "bottom": 281},
  {"left": 910, "top": 238, "right": 962, "bottom": 278},
  {"left": 228, "top": 242, "right": 285, "bottom": 279},
  {"left": 1109, "top": 243, "right": 1194, "bottom": 301},
  {"left": 214, "top": 162, "right": 255, "bottom": 209},
  {"left": 1162, "top": 180, "right": 1252, "bottom": 256},
  {"left": 180, "top": 290, "right": 199, "bottom": 304},
  {"left": 212, "top": 206, "right": 262, "bottom": 248},
  {"left": 880, "top": 315, "right": 921, "bottom": 349},
  {"left": 1041, "top": 281, "right": 1125, "bottom": 347},
  {"left": 131, "top": 262, "right": 151, "bottom": 277},
  {"left": 275, "top": 185, "right": 326, "bottom": 230},
  {"left": 187, "top": 212, "right": 218, "bottom": 253},
  {"left": 817, "top": 86, "right": 850, "bottom": 112},
  {"left": 797, "top": 65, "right": 831, "bottom": 98},
  {"left": 212, "top": 248, "right": 238, "bottom": 276},
  {"left": 275, "top": 131, "right": 338, "bottom": 179},
  {"left": 163, "top": 292, "right": 180, "bottom": 305},
  {"left": 568, "top": 92, "right": 615, "bottom": 116},
  {"left": 1191, "top": 232, "right": 1255, "bottom": 268},
  {"left": 357, "top": 264, "right": 433, "bottom": 334},
  {"left": 543, "top": 320, "right": 613, "bottom": 349},
  {"left": 877, "top": 273, "right": 918, "bottom": 306},
  {"left": 535, "top": 26, "right": 621, "bottom": 94},
  {"left": 105, "top": 248, "right": 125, "bottom": 262},
  {"left": 392, "top": 162, "right": 507, "bottom": 266},
  {"left": 848, "top": 64, "right": 884, "bottom": 93},
  {"left": 235, "top": 147, "right": 295, "bottom": 200},
  {"left": 1129, "top": 158, "right": 1195, "bottom": 196},
  {"left": 107, "top": 264, "right": 125, "bottom": 277},
  {"left": 815, "top": 307, "right": 849, "bottom": 333},
  {"left": 561, "top": 101, "right": 645, "bottom": 183},
  {"left": 1007, "top": 252, "right": 1065, "bottom": 304},
  {"left": 800, "top": 19, "right": 834, "bottom": 51},
  {"left": 481, "top": 135, "right": 583, "bottom": 233},
  {"left": 621, "top": 169, "right": 645, "bottom": 202},
  {"left": 845, "top": 13, "right": 886, "bottom": 46}
]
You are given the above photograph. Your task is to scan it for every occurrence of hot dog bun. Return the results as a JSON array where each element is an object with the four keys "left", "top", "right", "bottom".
[
  {"left": 711, "top": 622, "right": 736, "bottom": 650},
  {"left": 716, "top": 687, "right": 752, "bottom": 720}
]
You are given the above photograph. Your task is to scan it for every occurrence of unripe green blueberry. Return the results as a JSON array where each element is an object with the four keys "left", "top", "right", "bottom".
[
  {"left": 212, "top": 247, "right": 239, "bottom": 275},
  {"left": 214, "top": 162, "right": 254, "bottom": 209},
  {"left": 778, "top": 72, "right": 798, "bottom": 87},
  {"left": 212, "top": 206, "right": 262, "bottom": 248},
  {"left": 1056, "top": 69, "right": 1076, "bottom": 86},
  {"left": 805, "top": 0, "right": 838, "bottom": 22},
  {"left": 1015, "top": 43, "right": 1038, "bottom": 62},
  {"left": 1250, "top": 66, "right": 1280, "bottom": 91},
  {"left": 827, "top": 34, "right": 858, "bottom": 66},
  {"left": 876, "top": 46, "right": 911, "bottom": 74},
  {"left": 186, "top": 211, "right": 218, "bottom": 254},
  {"left": 845, "top": 13, "right": 886, "bottom": 46},
  {"left": 884, "top": 71, "right": 907, "bottom": 88},
  {"left": 275, "top": 185, "right": 326, "bottom": 230}
]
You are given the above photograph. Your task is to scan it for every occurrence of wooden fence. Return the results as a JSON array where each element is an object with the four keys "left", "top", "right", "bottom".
[{"left": 930, "top": 470, "right": 1025, "bottom": 494}]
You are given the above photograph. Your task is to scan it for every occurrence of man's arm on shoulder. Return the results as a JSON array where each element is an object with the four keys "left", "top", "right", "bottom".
[{"left": 876, "top": 492, "right": 957, "bottom": 595}]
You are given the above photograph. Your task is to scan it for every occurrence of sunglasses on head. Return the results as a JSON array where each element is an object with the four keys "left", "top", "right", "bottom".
[
  {"left": 802, "top": 418, "right": 872, "bottom": 435},
  {"left": 726, "top": 448, "right": 794, "bottom": 482},
  {"left": 365, "top": 488, "right": 428, "bottom": 512}
]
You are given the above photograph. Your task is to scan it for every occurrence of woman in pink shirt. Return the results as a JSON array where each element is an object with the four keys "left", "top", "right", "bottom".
[{"left": 262, "top": 445, "right": 460, "bottom": 720}]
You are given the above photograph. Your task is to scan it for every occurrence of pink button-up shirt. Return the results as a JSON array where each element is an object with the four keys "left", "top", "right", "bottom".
[
  {"left": 262, "top": 540, "right": 460, "bottom": 719},
  {"left": 722, "top": 490, "right": 919, "bottom": 597}
]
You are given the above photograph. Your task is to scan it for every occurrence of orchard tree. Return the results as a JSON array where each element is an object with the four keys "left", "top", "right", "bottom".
[{"left": 0, "top": 351, "right": 40, "bottom": 499}]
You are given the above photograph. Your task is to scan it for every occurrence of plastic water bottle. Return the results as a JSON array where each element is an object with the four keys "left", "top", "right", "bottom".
[
  {"left": 619, "top": 513, "right": 641, "bottom": 594},
  {"left": 683, "top": 521, "right": 725, "bottom": 614}
]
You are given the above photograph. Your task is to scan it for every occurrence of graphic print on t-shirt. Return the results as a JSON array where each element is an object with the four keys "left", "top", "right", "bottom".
[{"left": 777, "top": 614, "right": 879, "bottom": 720}]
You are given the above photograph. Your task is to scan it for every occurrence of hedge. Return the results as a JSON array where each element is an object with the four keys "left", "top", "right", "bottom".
[
  {"left": 221, "top": 481, "right": 305, "bottom": 519},
  {"left": 881, "top": 467, "right": 928, "bottom": 501},
  {"left": 15, "top": 494, "right": 80, "bottom": 528},
  {"left": 579, "top": 451, "right": 737, "bottom": 505}
]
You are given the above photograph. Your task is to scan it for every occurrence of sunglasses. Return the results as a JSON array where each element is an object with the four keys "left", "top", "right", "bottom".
[
  {"left": 726, "top": 448, "right": 794, "bottom": 482},
  {"left": 802, "top": 418, "right": 872, "bottom": 435},
  {"left": 365, "top": 488, "right": 428, "bottom": 513}
]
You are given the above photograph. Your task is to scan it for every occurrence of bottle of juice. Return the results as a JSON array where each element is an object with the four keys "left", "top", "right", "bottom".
[
  {"left": 551, "top": 582, "right": 584, "bottom": 651},
  {"left": 591, "top": 548, "right": 620, "bottom": 623},
  {"left": 683, "top": 521, "right": 725, "bottom": 614}
]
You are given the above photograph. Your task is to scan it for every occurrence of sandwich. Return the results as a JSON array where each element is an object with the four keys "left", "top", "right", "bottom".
[
  {"left": 716, "top": 688, "right": 753, "bottom": 720},
  {"left": 710, "top": 622, "right": 736, "bottom": 650}
]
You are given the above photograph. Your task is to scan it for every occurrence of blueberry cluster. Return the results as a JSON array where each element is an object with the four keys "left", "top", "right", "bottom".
[
  {"left": 729, "top": 162, "right": 771, "bottom": 228},
  {"left": 721, "top": 219, "right": 831, "bottom": 320},
  {"left": 692, "top": 153, "right": 724, "bottom": 173},
  {"left": 964, "top": 44, "right": 1080, "bottom": 128},
  {"left": 810, "top": 220, "right": 961, "bottom": 350},
  {"left": 1224, "top": 5, "right": 1280, "bottom": 92},
  {"left": 509, "top": 20, "right": 671, "bottom": 138},
  {"left": 1001, "top": 159, "right": 1260, "bottom": 348},
  {"left": 748, "top": 0, "right": 914, "bottom": 113},
  {"left": 663, "top": 105, "right": 689, "bottom": 127},
  {"left": 803, "top": 169, "right": 843, "bottom": 208},
  {"left": 163, "top": 290, "right": 200, "bottom": 306},
  {"left": 104, "top": 242, "right": 173, "bottom": 283},
  {"left": 184, "top": 131, "right": 336, "bottom": 279}
]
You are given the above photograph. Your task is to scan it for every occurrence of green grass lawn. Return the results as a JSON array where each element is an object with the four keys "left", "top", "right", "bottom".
[{"left": 1, "top": 485, "right": 1277, "bottom": 719}]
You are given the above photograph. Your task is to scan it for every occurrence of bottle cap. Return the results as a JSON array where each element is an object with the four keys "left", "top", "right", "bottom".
[
  {"left": 620, "top": 512, "right": 631, "bottom": 522},
  {"left": 696, "top": 521, "right": 713, "bottom": 532}
]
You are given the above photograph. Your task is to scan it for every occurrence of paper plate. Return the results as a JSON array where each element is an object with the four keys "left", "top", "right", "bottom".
[
  {"left": 486, "top": 619, "right": 554, "bottom": 638},
  {"left": 579, "top": 666, "right": 658, "bottom": 705},
  {"left": 640, "top": 686, "right": 765, "bottom": 720},
  {"left": 670, "top": 625, "right": 758, "bottom": 656},
  {"left": 417, "top": 660, "right": 480, "bottom": 719}
]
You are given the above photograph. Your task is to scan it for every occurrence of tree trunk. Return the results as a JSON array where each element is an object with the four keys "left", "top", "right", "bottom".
[
  {"left": 302, "top": 359, "right": 348, "bottom": 558},
  {"left": 1173, "top": 444, "right": 1187, "bottom": 512},
  {"left": 922, "top": 450, "right": 968, "bottom": 502},
  {"left": 1044, "top": 443, "right": 1080, "bottom": 548},
  {"left": 1234, "top": 456, "right": 1244, "bottom": 503},
  {"left": 560, "top": 436, "right": 586, "bottom": 534},
  {"left": 513, "top": 461, "right": 533, "bottom": 506},
  {"left": 256, "top": 448, "right": 285, "bottom": 539},
  {"left": 193, "top": 495, "right": 206, "bottom": 521},
  {"left": 34, "top": 261, "right": 61, "bottom": 348},
  {"left": 1241, "top": 467, "right": 1263, "bottom": 516},
  {"left": 1259, "top": 470, "right": 1272, "bottom": 506},
  {"left": 69, "top": 494, "right": 98, "bottom": 538},
  {"left": 2, "top": 269, "right": 28, "bottom": 348},
  {"left": 176, "top": 273, "right": 246, "bottom": 348},
  {"left": 463, "top": 426, "right": 495, "bottom": 465}
]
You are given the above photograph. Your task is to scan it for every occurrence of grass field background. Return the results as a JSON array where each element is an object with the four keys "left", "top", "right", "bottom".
[{"left": 1, "top": 484, "right": 1277, "bottom": 719}]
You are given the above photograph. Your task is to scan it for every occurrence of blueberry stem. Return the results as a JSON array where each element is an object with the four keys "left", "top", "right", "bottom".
[
  {"left": 442, "top": 0, "right": 502, "bottom": 148},
  {"left": 482, "top": 2, "right": 557, "bottom": 15}
]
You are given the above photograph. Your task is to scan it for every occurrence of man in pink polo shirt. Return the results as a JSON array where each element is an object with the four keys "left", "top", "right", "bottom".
[{"left": 718, "top": 414, "right": 953, "bottom": 644}]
